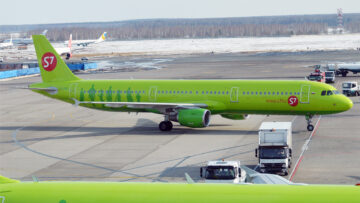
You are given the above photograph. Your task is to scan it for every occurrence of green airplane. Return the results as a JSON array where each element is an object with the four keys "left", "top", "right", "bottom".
[
  {"left": 1, "top": 175, "right": 359, "bottom": 202},
  {"left": 29, "top": 35, "right": 353, "bottom": 131}
]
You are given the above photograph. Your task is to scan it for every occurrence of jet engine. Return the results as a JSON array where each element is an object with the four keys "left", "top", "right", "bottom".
[{"left": 170, "top": 108, "right": 211, "bottom": 128}]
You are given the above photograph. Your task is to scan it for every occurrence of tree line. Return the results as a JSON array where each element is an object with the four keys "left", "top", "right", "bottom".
[{"left": 4, "top": 13, "right": 359, "bottom": 41}]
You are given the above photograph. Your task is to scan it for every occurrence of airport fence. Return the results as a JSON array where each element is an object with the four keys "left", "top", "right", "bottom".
[{"left": 0, "top": 62, "right": 97, "bottom": 79}]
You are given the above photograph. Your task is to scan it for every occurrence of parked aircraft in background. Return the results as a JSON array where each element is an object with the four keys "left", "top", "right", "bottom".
[
  {"left": 55, "top": 34, "right": 72, "bottom": 60},
  {"left": 0, "top": 36, "right": 13, "bottom": 49},
  {"left": 30, "top": 35, "right": 352, "bottom": 132},
  {"left": 64, "top": 32, "right": 107, "bottom": 47},
  {"left": 3, "top": 30, "right": 47, "bottom": 46},
  {"left": 0, "top": 174, "right": 359, "bottom": 202}
]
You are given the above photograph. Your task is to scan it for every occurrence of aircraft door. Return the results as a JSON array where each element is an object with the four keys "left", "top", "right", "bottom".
[
  {"left": 300, "top": 85, "right": 310, "bottom": 104},
  {"left": 230, "top": 87, "right": 239, "bottom": 103},
  {"left": 149, "top": 86, "right": 157, "bottom": 102},
  {"left": 69, "top": 83, "right": 78, "bottom": 99}
]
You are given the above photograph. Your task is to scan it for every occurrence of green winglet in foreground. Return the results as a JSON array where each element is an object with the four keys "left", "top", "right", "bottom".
[
  {"left": 29, "top": 35, "right": 353, "bottom": 131},
  {"left": 0, "top": 175, "right": 360, "bottom": 202}
]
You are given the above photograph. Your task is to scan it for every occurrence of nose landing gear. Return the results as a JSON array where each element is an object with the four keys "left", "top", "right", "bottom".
[{"left": 306, "top": 115, "right": 314, "bottom": 131}]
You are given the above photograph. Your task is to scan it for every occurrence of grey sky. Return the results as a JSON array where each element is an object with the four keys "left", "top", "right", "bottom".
[{"left": 1, "top": 0, "right": 359, "bottom": 25}]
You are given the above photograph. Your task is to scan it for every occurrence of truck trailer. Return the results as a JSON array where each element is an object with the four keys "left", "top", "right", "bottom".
[{"left": 255, "top": 122, "right": 292, "bottom": 176}]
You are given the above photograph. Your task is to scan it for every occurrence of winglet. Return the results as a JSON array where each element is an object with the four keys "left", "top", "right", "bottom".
[
  {"left": 184, "top": 173, "right": 195, "bottom": 184},
  {"left": 0, "top": 175, "right": 19, "bottom": 184}
]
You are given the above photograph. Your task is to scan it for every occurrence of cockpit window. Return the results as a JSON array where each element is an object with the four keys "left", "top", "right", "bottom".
[
  {"left": 332, "top": 91, "right": 340, "bottom": 95},
  {"left": 321, "top": 90, "right": 326, "bottom": 96},
  {"left": 327, "top": 90, "right": 333, "bottom": 96}
]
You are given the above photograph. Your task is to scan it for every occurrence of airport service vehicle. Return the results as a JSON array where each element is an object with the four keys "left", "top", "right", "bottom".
[
  {"left": 324, "top": 71, "right": 335, "bottom": 83},
  {"left": 0, "top": 57, "right": 3, "bottom": 62},
  {"left": 327, "top": 63, "right": 360, "bottom": 77},
  {"left": 306, "top": 70, "right": 325, "bottom": 83},
  {"left": 64, "top": 32, "right": 107, "bottom": 47},
  {"left": 200, "top": 160, "right": 246, "bottom": 183},
  {"left": 342, "top": 82, "right": 360, "bottom": 96},
  {"left": 255, "top": 122, "right": 292, "bottom": 175},
  {"left": 29, "top": 35, "right": 352, "bottom": 132},
  {"left": 1, "top": 175, "right": 360, "bottom": 202}
]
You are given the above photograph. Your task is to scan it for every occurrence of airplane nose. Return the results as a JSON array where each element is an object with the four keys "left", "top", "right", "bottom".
[{"left": 341, "top": 96, "right": 353, "bottom": 111}]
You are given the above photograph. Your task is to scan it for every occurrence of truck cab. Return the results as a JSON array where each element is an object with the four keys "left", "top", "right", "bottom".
[
  {"left": 342, "top": 81, "right": 360, "bottom": 96},
  {"left": 255, "top": 122, "right": 292, "bottom": 176},
  {"left": 324, "top": 71, "right": 335, "bottom": 83},
  {"left": 200, "top": 160, "right": 246, "bottom": 183},
  {"left": 307, "top": 70, "right": 325, "bottom": 83}
]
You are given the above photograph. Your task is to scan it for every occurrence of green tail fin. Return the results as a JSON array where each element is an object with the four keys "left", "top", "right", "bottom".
[
  {"left": 32, "top": 35, "right": 80, "bottom": 83},
  {"left": 0, "top": 175, "right": 19, "bottom": 184}
]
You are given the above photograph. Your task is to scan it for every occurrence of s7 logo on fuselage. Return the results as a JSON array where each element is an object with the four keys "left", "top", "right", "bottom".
[{"left": 0, "top": 196, "right": 5, "bottom": 203}]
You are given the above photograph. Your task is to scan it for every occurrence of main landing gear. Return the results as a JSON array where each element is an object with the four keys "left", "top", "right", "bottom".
[
  {"left": 159, "top": 114, "right": 173, "bottom": 131},
  {"left": 159, "top": 121, "right": 173, "bottom": 131},
  {"left": 306, "top": 115, "right": 314, "bottom": 131}
]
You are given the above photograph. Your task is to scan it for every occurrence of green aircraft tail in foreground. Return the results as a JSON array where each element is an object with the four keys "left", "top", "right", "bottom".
[
  {"left": 0, "top": 175, "right": 359, "bottom": 202},
  {"left": 29, "top": 35, "right": 353, "bottom": 131}
]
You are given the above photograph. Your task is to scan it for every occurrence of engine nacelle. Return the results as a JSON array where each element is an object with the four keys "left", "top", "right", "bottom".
[
  {"left": 172, "top": 108, "right": 211, "bottom": 128},
  {"left": 220, "top": 113, "right": 249, "bottom": 120}
]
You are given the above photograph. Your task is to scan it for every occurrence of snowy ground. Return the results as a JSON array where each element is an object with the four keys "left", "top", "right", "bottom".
[
  {"left": 1, "top": 34, "right": 360, "bottom": 61},
  {"left": 81, "top": 33, "right": 360, "bottom": 55}
]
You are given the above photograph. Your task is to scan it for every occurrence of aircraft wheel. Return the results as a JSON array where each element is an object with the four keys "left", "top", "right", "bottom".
[
  {"left": 159, "top": 121, "right": 173, "bottom": 131},
  {"left": 284, "top": 171, "right": 289, "bottom": 176},
  {"left": 307, "top": 124, "right": 314, "bottom": 131}
]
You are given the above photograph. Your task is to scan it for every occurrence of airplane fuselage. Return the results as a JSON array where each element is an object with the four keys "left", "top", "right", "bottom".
[{"left": 31, "top": 79, "right": 352, "bottom": 116}]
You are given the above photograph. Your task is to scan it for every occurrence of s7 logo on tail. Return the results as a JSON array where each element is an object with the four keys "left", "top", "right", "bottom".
[{"left": 41, "top": 52, "right": 57, "bottom": 72}]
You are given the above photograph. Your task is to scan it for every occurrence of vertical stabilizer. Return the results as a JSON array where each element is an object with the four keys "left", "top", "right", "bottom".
[
  {"left": 32, "top": 35, "right": 80, "bottom": 82},
  {"left": 96, "top": 32, "right": 107, "bottom": 43}
]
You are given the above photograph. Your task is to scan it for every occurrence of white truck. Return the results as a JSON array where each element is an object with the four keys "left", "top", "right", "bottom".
[
  {"left": 342, "top": 81, "right": 360, "bottom": 96},
  {"left": 200, "top": 160, "right": 246, "bottom": 183},
  {"left": 255, "top": 122, "right": 292, "bottom": 176},
  {"left": 324, "top": 71, "right": 335, "bottom": 83}
]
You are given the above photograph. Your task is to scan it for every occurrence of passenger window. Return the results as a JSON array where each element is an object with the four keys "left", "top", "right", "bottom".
[
  {"left": 264, "top": 92, "right": 266, "bottom": 95},
  {"left": 321, "top": 90, "right": 326, "bottom": 96},
  {"left": 327, "top": 91, "right": 333, "bottom": 96},
  {"left": 243, "top": 91, "right": 245, "bottom": 95},
  {"left": 260, "top": 92, "right": 262, "bottom": 95},
  {"left": 226, "top": 91, "right": 229, "bottom": 95}
]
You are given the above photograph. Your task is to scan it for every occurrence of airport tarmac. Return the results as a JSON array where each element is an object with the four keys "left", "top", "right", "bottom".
[{"left": 0, "top": 50, "right": 359, "bottom": 184}]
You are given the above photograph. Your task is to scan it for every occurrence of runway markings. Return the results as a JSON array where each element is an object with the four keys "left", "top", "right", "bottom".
[{"left": 289, "top": 115, "right": 321, "bottom": 181}]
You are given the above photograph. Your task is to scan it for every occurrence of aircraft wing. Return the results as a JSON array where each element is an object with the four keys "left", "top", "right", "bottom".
[
  {"left": 74, "top": 99, "right": 207, "bottom": 111},
  {"left": 242, "top": 166, "right": 297, "bottom": 185}
]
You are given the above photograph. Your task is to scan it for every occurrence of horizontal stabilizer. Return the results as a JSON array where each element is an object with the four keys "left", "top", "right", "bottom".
[{"left": 0, "top": 175, "right": 19, "bottom": 184}]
